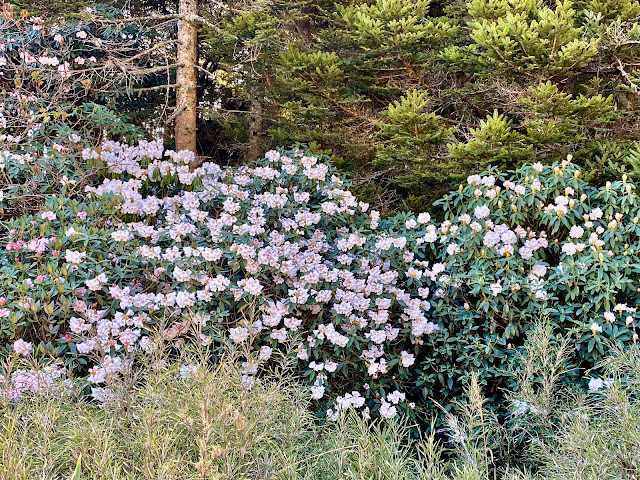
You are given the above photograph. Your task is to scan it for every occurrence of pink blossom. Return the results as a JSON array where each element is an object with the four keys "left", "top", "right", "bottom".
[{"left": 13, "top": 339, "right": 33, "bottom": 356}]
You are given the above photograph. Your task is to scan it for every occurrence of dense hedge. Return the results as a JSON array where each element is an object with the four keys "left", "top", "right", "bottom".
[{"left": 1, "top": 141, "right": 639, "bottom": 422}]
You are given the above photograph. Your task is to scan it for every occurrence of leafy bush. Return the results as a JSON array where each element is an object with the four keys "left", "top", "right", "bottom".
[
  {"left": 439, "top": 322, "right": 640, "bottom": 480},
  {"left": 0, "top": 142, "right": 439, "bottom": 422},
  {"left": 423, "top": 156, "right": 640, "bottom": 409},
  {"left": 3, "top": 141, "right": 640, "bottom": 422}
]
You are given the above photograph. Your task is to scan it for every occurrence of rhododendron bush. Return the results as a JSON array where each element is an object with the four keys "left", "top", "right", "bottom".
[
  {"left": 1, "top": 143, "right": 439, "bottom": 419},
  {"left": 0, "top": 7, "right": 171, "bottom": 218},
  {"left": 2, "top": 142, "right": 640, "bottom": 420}
]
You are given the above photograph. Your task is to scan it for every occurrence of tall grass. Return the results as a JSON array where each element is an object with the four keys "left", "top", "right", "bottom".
[
  {"left": 0, "top": 355, "right": 308, "bottom": 479},
  {"left": 438, "top": 321, "right": 640, "bottom": 480},
  {"left": 3, "top": 324, "right": 640, "bottom": 479},
  {"left": 0, "top": 347, "right": 440, "bottom": 480},
  {"left": 541, "top": 345, "right": 640, "bottom": 479}
]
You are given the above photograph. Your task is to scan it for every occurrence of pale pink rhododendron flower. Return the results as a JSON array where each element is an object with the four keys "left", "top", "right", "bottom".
[{"left": 13, "top": 339, "right": 33, "bottom": 356}]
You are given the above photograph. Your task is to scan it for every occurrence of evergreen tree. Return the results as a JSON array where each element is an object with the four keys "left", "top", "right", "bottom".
[
  {"left": 204, "top": 0, "right": 640, "bottom": 211},
  {"left": 15, "top": 0, "right": 640, "bottom": 209}
]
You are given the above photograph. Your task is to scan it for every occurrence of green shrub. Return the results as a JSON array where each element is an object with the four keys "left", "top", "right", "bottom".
[
  {"left": 4, "top": 141, "right": 640, "bottom": 423},
  {"left": 440, "top": 322, "right": 640, "bottom": 479},
  {"left": 418, "top": 156, "right": 640, "bottom": 413},
  {"left": 539, "top": 346, "right": 640, "bottom": 479},
  {"left": 216, "top": 0, "right": 640, "bottom": 209}
]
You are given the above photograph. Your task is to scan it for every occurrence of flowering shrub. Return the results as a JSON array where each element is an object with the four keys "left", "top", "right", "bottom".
[
  {"left": 2, "top": 141, "right": 640, "bottom": 420},
  {"left": 418, "top": 156, "right": 640, "bottom": 406},
  {"left": 0, "top": 7, "right": 169, "bottom": 218},
  {"left": 0, "top": 143, "right": 439, "bottom": 419}
]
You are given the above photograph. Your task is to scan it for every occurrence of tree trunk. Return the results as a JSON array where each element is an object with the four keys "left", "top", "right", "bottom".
[
  {"left": 175, "top": 0, "right": 198, "bottom": 156},
  {"left": 247, "top": 95, "right": 263, "bottom": 162}
]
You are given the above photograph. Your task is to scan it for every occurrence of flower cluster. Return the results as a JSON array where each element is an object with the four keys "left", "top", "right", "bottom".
[
  {"left": 0, "top": 10, "right": 160, "bottom": 219},
  {"left": 2, "top": 143, "right": 444, "bottom": 418},
  {"left": 0, "top": 340, "right": 69, "bottom": 401}
]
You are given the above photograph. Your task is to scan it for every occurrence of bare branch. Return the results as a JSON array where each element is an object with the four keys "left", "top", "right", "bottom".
[
  {"left": 616, "top": 57, "right": 640, "bottom": 94},
  {"left": 135, "top": 84, "right": 178, "bottom": 93}
]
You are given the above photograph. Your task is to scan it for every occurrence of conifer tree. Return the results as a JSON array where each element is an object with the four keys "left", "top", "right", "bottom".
[
  {"left": 28, "top": 0, "right": 635, "bottom": 210},
  {"left": 202, "top": 0, "right": 640, "bottom": 210}
]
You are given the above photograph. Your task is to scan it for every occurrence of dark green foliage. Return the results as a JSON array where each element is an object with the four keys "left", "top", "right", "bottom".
[
  {"left": 14, "top": 0, "right": 639, "bottom": 211},
  {"left": 197, "top": 0, "right": 640, "bottom": 212},
  {"left": 7, "top": 0, "right": 96, "bottom": 16}
]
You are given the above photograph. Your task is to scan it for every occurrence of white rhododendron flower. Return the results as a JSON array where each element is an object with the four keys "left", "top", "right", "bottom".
[
  {"left": 65, "top": 250, "right": 85, "bottom": 264},
  {"left": 13, "top": 339, "right": 33, "bottom": 356},
  {"left": 474, "top": 205, "right": 490, "bottom": 219}
]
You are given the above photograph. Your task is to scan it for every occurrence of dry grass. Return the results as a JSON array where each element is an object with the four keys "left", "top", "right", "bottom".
[
  {"left": 0, "top": 348, "right": 438, "bottom": 480},
  {"left": 2, "top": 324, "right": 640, "bottom": 480}
]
